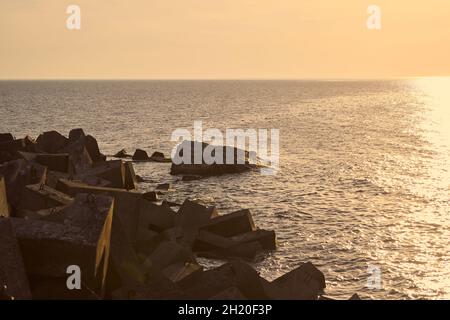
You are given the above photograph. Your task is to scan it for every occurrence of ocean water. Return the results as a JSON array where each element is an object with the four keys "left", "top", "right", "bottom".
[{"left": 1, "top": 79, "right": 449, "bottom": 300}]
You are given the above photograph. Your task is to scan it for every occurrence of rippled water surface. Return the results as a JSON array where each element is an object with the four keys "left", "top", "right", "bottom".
[{"left": 1, "top": 79, "right": 449, "bottom": 299}]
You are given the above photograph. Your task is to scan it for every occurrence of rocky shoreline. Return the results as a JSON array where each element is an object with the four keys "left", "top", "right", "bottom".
[{"left": 0, "top": 129, "right": 358, "bottom": 300}]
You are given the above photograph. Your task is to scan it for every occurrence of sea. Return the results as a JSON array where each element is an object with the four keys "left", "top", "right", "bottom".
[{"left": 1, "top": 78, "right": 449, "bottom": 299}]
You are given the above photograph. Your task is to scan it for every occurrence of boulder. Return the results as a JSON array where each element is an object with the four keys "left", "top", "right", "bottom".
[
  {"left": 0, "top": 159, "right": 47, "bottom": 211},
  {"left": 19, "top": 183, "right": 73, "bottom": 212},
  {"left": 269, "top": 262, "right": 325, "bottom": 300},
  {"left": 113, "top": 149, "right": 131, "bottom": 158},
  {"left": 170, "top": 140, "right": 256, "bottom": 176},
  {"left": 200, "top": 209, "right": 255, "bottom": 237},
  {"left": 35, "top": 131, "right": 68, "bottom": 153},
  {"left": 150, "top": 151, "right": 171, "bottom": 163},
  {"left": 132, "top": 149, "right": 150, "bottom": 161},
  {"left": 0, "top": 219, "right": 32, "bottom": 300},
  {"left": 0, "top": 175, "right": 10, "bottom": 217}
]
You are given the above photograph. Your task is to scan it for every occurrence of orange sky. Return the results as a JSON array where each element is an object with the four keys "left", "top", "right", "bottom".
[{"left": 1, "top": 0, "right": 449, "bottom": 79}]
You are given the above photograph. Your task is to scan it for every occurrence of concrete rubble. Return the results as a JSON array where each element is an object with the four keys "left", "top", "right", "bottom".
[{"left": 0, "top": 129, "right": 356, "bottom": 300}]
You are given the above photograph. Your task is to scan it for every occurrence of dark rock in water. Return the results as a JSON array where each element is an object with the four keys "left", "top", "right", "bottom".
[
  {"left": 0, "top": 159, "right": 47, "bottom": 212},
  {"left": 114, "top": 149, "right": 131, "bottom": 158},
  {"left": 156, "top": 183, "right": 171, "bottom": 191},
  {"left": 0, "top": 175, "right": 10, "bottom": 217},
  {"left": 349, "top": 293, "right": 361, "bottom": 300},
  {"left": 0, "top": 219, "right": 32, "bottom": 300},
  {"left": 269, "top": 262, "right": 325, "bottom": 300},
  {"left": 181, "top": 175, "right": 203, "bottom": 182},
  {"left": 85, "top": 135, "right": 106, "bottom": 163},
  {"left": 0, "top": 133, "right": 14, "bottom": 143},
  {"left": 132, "top": 149, "right": 150, "bottom": 161},
  {"left": 142, "top": 191, "right": 159, "bottom": 202},
  {"left": 170, "top": 140, "right": 256, "bottom": 176},
  {"left": 200, "top": 209, "right": 256, "bottom": 238},
  {"left": 35, "top": 131, "right": 68, "bottom": 154},
  {"left": 151, "top": 151, "right": 165, "bottom": 159},
  {"left": 135, "top": 174, "right": 145, "bottom": 182}
]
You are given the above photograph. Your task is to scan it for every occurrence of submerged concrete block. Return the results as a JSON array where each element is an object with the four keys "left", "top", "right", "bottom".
[
  {"left": 0, "top": 219, "right": 32, "bottom": 300},
  {"left": 231, "top": 229, "right": 277, "bottom": 250},
  {"left": 132, "top": 149, "right": 149, "bottom": 161},
  {"left": 0, "top": 175, "right": 10, "bottom": 217},
  {"left": 200, "top": 209, "right": 256, "bottom": 237},
  {"left": 269, "top": 262, "right": 326, "bottom": 300},
  {"left": 20, "top": 184, "right": 73, "bottom": 212}
]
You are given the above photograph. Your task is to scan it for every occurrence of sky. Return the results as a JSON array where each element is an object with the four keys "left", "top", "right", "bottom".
[{"left": 1, "top": 0, "right": 449, "bottom": 79}]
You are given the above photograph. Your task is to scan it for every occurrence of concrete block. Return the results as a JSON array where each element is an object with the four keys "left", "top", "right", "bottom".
[
  {"left": 0, "top": 133, "right": 14, "bottom": 142},
  {"left": 0, "top": 175, "right": 10, "bottom": 217},
  {"left": 0, "top": 219, "right": 32, "bottom": 300},
  {"left": 162, "top": 262, "right": 202, "bottom": 283},
  {"left": 20, "top": 183, "right": 73, "bottom": 212},
  {"left": 200, "top": 209, "right": 255, "bottom": 237},
  {"left": 231, "top": 229, "right": 277, "bottom": 250},
  {"left": 143, "top": 240, "right": 195, "bottom": 271},
  {"left": 132, "top": 149, "right": 149, "bottom": 161},
  {"left": 35, "top": 131, "right": 68, "bottom": 153}
]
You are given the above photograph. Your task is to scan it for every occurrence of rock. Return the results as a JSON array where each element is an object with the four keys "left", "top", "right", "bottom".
[
  {"left": 19, "top": 183, "right": 73, "bottom": 212},
  {"left": 269, "top": 262, "right": 325, "bottom": 300},
  {"left": 132, "top": 149, "right": 150, "bottom": 161},
  {"left": 150, "top": 151, "right": 171, "bottom": 163},
  {"left": 162, "top": 262, "right": 202, "bottom": 283},
  {"left": 178, "top": 260, "right": 271, "bottom": 300},
  {"left": 0, "top": 159, "right": 47, "bottom": 212},
  {"left": 151, "top": 151, "right": 165, "bottom": 159},
  {"left": 135, "top": 174, "right": 145, "bottom": 182},
  {"left": 0, "top": 219, "right": 32, "bottom": 300},
  {"left": 230, "top": 229, "right": 277, "bottom": 251},
  {"left": 156, "top": 183, "right": 171, "bottom": 191},
  {"left": 35, "top": 131, "right": 68, "bottom": 154},
  {"left": 0, "top": 133, "right": 14, "bottom": 142},
  {"left": 200, "top": 209, "right": 256, "bottom": 237},
  {"left": 1, "top": 175, "right": 10, "bottom": 217},
  {"left": 142, "top": 191, "right": 159, "bottom": 202},
  {"left": 349, "top": 293, "right": 361, "bottom": 300},
  {"left": 113, "top": 149, "right": 131, "bottom": 158},
  {"left": 59, "top": 129, "right": 92, "bottom": 174},
  {"left": 209, "top": 287, "right": 246, "bottom": 300},
  {"left": 181, "top": 175, "right": 203, "bottom": 182},
  {"left": 170, "top": 140, "right": 256, "bottom": 176}
]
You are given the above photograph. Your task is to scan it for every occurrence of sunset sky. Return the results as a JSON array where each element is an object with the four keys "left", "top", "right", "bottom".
[{"left": 1, "top": 0, "right": 449, "bottom": 79}]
